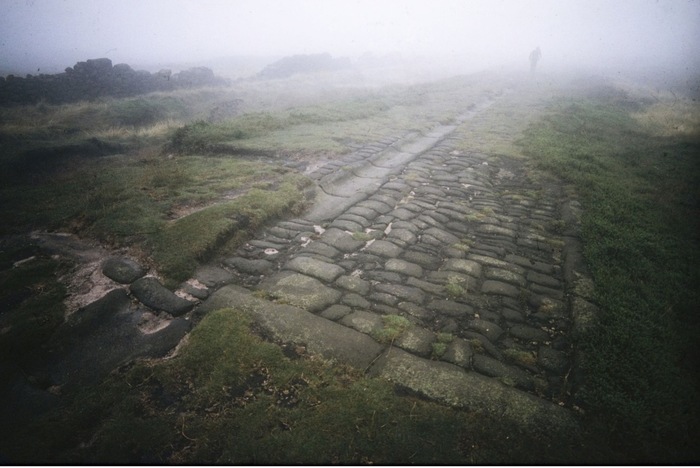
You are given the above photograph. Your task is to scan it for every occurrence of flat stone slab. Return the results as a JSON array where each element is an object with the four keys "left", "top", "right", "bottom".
[
  {"left": 387, "top": 229, "right": 419, "bottom": 247},
  {"left": 385, "top": 258, "right": 423, "bottom": 277},
  {"left": 427, "top": 299, "right": 474, "bottom": 317},
  {"left": 259, "top": 272, "right": 342, "bottom": 313},
  {"left": 285, "top": 256, "right": 345, "bottom": 283},
  {"left": 443, "top": 338, "right": 474, "bottom": 368},
  {"left": 368, "top": 347, "right": 578, "bottom": 433},
  {"left": 320, "top": 228, "right": 365, "bottom": 253},
  {"left": 223, "top": 257, "right": 273, "bottom": 275},
  {"left": 374, "top": 283, "right": 425, "bottom": 304},
  {"left": 43, "top": 289, "right": 191, "bottom": 391},
  {"left": 424, "top": 227, "right": 460, "bottom": 245},
  {"left": 472, "top": 354, "right": 535, "bottom": 391},
  {"left": 481, "top": 280, "right": 520, "bottom": 298},
  {"left": 467, "top": 318, "right": 504, "bottom": 342},
  {"left": 198, "top": 285, "right": 384, "bottom": 369},
  {"left": 339, "top": 310, "right": 384, "bottom": 334},
  {"left": 193, "top": 265, "right": 234, "bottom": 288},
  {"left": 484, "top": 267, "right": 526, "bottom": 287},
  {"left": 364, "top": 240, "right": 402, "bottom": 258},
  {"left": 335, "top": 275, "right": 370, "bottom": 295},
  {"left": 442, "top": 258, "right": 482, "bottom": 277},
  {"left": 130, "top": 277, "right": 194, "bottom": 316},
  {"left": 395, "top": 326, "right": 435, "bottom": 357},
  {"left": 509, "top": 324, "right": 550, "bottom": 343}
]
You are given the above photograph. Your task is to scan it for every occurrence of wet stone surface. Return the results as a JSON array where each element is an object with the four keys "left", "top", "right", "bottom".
[{"left": 216, "top": 128, "right": 591, "bottom": 405}]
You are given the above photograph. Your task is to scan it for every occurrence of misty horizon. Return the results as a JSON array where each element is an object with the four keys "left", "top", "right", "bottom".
[{"left": 1, "top": 0, "right": 699, "bottom": 82}]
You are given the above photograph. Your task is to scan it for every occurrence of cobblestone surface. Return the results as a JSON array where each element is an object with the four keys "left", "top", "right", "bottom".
[{"left": 189, "top": 96, "right": 594, "bottom": 409}]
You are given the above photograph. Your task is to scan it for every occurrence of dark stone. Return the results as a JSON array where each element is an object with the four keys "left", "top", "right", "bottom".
[
  {"left": 467, "top": 318, "right": 504, "bottom": 342},
  {"left": 427, "top": 299, "right": 474, "bottom": 317},
  {"left": 102, "top": 256, "right": 147, "bottom": 284},
  {"left": 224, "top": 257, "right": 273, "bottom": 275},
  {"left": 42, "top": 289, "right": 191, "bottom": 391},
  {"left": 320, "top": 304, "right": 352, "bottom": 321},
  {"left": 130, "top": 277, "right": 194, "bottom": 316},
  {"left": 472, "top": 355, "right": 535, "bottom": 391},
  {"left": 509, "top": 324, "right": 550, "bottom": 343}
]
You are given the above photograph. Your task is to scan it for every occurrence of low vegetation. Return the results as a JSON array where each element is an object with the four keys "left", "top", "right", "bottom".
[
  {"left": 518, "top": 84, "right": 700, "bottom": 461},
  {"left": 0, "top": 242, "right": 67, "bottom": 372},
  {"left": 371, "top": 314, "right": 412, "bottom": 344},
  {"left": 1, "top": 69, "right": 698, "bottom": 463},
  {"left": 0, "top": 308, "right": 585, "bottom": 464}
]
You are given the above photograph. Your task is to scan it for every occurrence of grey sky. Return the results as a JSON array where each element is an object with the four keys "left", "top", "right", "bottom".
[{"left": 1, "top": 0, "right": 699, "bottom": 74}]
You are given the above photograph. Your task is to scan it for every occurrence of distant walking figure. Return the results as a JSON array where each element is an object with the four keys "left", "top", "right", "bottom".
[{"left": 529, "top": 46, "right": 541, "bottom": 72}]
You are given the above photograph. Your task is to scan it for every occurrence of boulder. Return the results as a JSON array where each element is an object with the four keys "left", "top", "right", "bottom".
[
  {"left": 102, "top": 256, "right": 147, "bottom": 284},
  {"left": 130, "top": 277, "right": 194, "bottom": 316}
]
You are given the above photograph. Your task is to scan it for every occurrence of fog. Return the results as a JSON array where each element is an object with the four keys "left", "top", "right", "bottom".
[{"left": 1, "top": 0, "right": 699, "bottom": 80}]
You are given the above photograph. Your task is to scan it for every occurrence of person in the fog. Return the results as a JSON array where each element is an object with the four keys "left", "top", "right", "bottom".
[{"left": 529, "top": 46, "right": 541, "bottom": 72}]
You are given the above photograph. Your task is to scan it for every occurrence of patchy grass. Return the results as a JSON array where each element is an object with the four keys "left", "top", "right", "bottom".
[
  {"left": 431, "top": 332, "right": 454, "bottom": 359},
  {"left": 166, "top": 73, "right": 506, "bottom": 155},
  {"left": 371, "top": 314, "right": 412, "bottom": 344},
  {"left": 150, "top": 173, "right": 312, "bottom": 284},
  {"left": 518, "top": 86, "right": 700, "bottom": 462},
  {"left": 445, "top": 275, "right": 468, "bottom": 299},
  {"left": 0, "top": 307, "right": 588, "bottom": 465},
  {"left": 0, "top": 148, "right": 313, "bottom": 284}
]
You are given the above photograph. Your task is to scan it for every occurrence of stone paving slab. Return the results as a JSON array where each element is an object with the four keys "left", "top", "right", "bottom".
[
  {"left": 198, "top": 285, "right": 384, "bottom": 369},
  {"left": 367, "top": 347, "right": 578, "bottom": 433}
]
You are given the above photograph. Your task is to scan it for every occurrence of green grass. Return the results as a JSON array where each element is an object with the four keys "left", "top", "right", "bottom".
[
  {"left": 0, "top": 307, "right": 588, "bottom": 464},
  {"left": 166, "top": 73, "right": 504, "bottom": 155},
  {"left": 3, "top": 310, "right": 494, "bottom": 464},
  {"left": 0, "top": 150, "right": 313, "bottom": 284},
  {"left": 518, "top": 91, "right": 700, "bottom": 461},
  {"left": 150, "top": 173, "right": 312, "bottom": 283},
  {"left": 370, "top": 314, "right": 412, "bottom": 344}
]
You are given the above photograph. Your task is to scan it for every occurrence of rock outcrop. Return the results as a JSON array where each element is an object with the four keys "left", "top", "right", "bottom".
[
  {"left": 0, "top": 58, "right": 229, "bottom": 106},
  {"left": 258, "top": 53, "right": 350, "bottom": 79}
]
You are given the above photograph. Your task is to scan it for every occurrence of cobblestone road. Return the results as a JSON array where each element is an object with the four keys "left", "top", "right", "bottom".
[{"left": 191, "top": 89, "right": 596, "bottom": 419}]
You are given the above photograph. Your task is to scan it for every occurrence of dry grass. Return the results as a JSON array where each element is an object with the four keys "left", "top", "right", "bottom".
[
  {"left": 84, "top": 118, "right": 185, "bottom": 140},
  {"left": 633, "top": 99, "right": 700, "bottom": 138}
]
